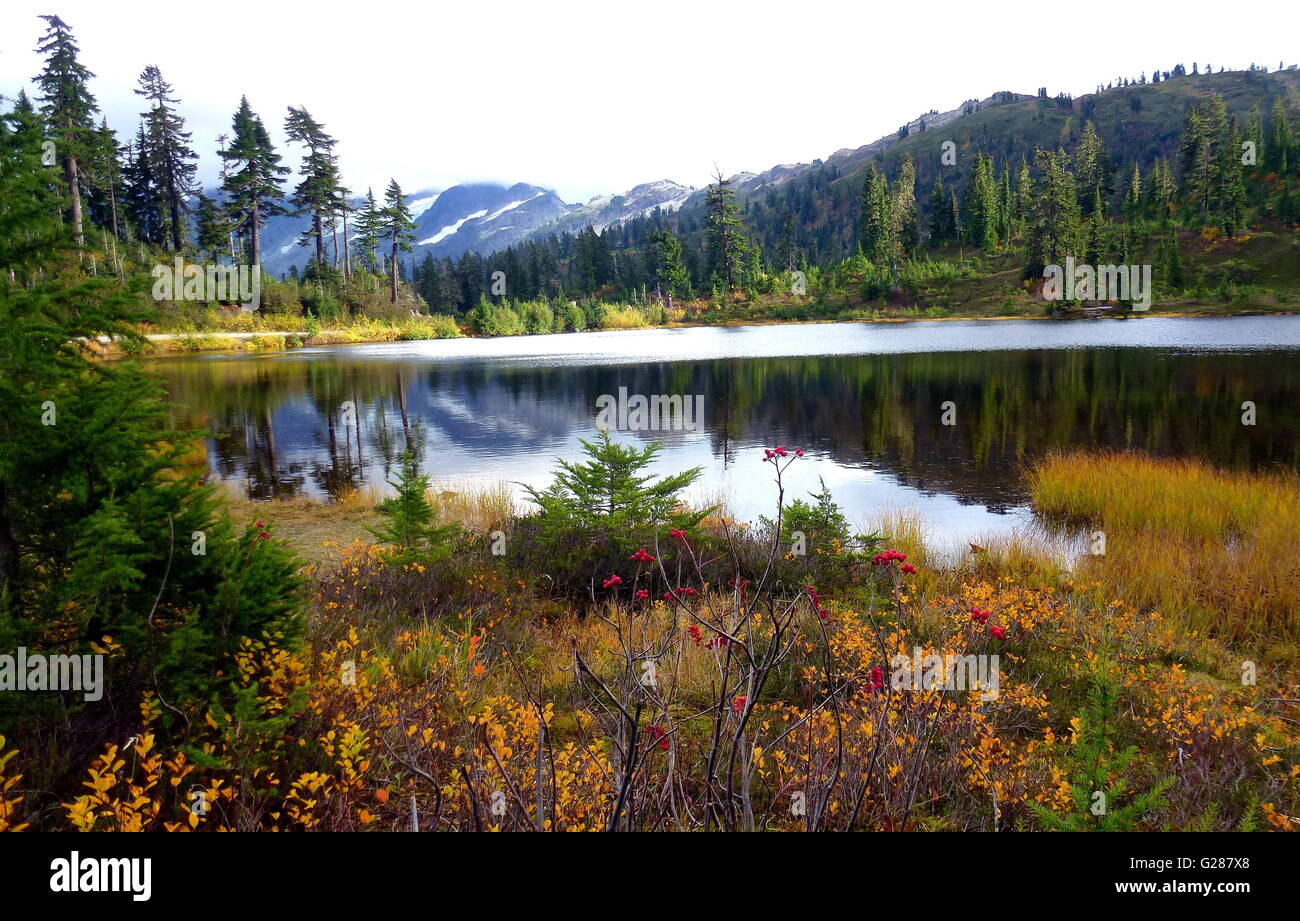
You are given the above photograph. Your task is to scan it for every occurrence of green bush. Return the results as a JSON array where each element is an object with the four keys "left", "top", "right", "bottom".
[
  {"left": 517, "top": 433, "right": 708, "bottom": 595},
  {"left": 467, "top": 297, "right": 525, "bottom": 336}
]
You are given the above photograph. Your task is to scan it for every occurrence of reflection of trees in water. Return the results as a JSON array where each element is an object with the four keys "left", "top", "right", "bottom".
[{"left": 157, "top": 348, "right": 1300, "bottom": 505}]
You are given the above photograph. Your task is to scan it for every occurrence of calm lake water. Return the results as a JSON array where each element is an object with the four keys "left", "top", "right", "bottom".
[{"left": 150, "top": 316, "right": 1300, "bottom": 552}]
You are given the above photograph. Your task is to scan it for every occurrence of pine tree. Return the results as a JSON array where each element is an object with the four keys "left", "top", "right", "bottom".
[
  {"left": 381, "top": 179, "right": 415, "bottom": 304},
  {"left": 1219, "top": 116, "right": 1248, "bottom": 236},
  {"left": 369, "top": 451, "right": 458, "bottom": 565},
  {"left": 859, "top": 164, "right": 894, "bottom": 264},
  {"left": 220, "top": 96, "right": 288, "bottom": 268},
  {"left": 1160, "top": 229, "right": 1185, "bottom": 290},
  {"left": 194, "top": 192, "right": 229, "bottom": 258},
  {"left": 1149, "top": 156, "right": 1176, "bottom": 223},
  {"left": 653, "top": 229, "right": 691, "bottom": 305},
  {"left": 1074, "top": 120, "right": 1111, "bottom": 218},
  {"left": 891, "top": 156, "right": 918, "bottom": 257},
  {"left": 121, "top": 125, "right": 163, "bottom": 245},
  {"left": 928, "top": 175, "right": 949, "bottom": 244},
  {"left": 354, "top": 187, "right": 383, "bottom": 272},
  {"left": 1266, "top": 96, "right": 1292, "bottom": 175},
  {"left": 1179, "top": 96, "right": 1227, "bottom": 226},
  {"left": 963, "top": 154, "right": 999, "bottom": 250},
  {"left": 134, "top": 66, "right": 197, "bottom": 252},
  {"left": 85, "top": 118, "right": 123, "bottom": 241},
  {"left": 1026, "top": 148, "right": 1080, "bottom": 277},
  {"left": 1123, "top": 161, "right": 1143, "bottom": 220},
  {"left": 704, "top": 169, "right": 744, "bottom": 290},
  {"left": 1014, "top": 157, "right": 1033, "bottom": 238},
  {"left": 32, "top": 15, "right": 99, "bottom": 248},
  {"left": 284, "top": 106, "right": 343, "bottom": 270}
]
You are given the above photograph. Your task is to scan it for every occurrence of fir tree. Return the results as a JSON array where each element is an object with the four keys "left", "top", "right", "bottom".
[
  {"left": 704, "top": 169, "right": 744, "bottom": 290},
  {"left": 32, "top": 15, "right": 99, "bottom": 248},
  {"left": 220, "top": 96, "right": 288, "bottom": 268},
  {"left": 1026, "top": 148, "right": 1080, "bottom": 278},
  {"left": 194, "top": 191, "right": 229, "bottom": 258},
  {"left": 369, "top": 451, "right": 458, "bottom": 564},
  {"left": 653, "top": 229, "right": 691, "bottom": 305},
  {"left": 1074, "top": 120, "right": 1110, "bottom": 218},
  {"left": 891, "top": 156, "right": 918, "bottom": 257},
  {"left": 134, "top": 66, "right": 198, "bottom": 252},
  {"left": 381, "top": 179, "right": 415, "bottom": 304},
  {"left": 284, "top": 106, "right": 343, "bottom": 269}
]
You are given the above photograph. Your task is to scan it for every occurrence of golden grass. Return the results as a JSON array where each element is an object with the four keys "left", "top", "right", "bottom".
[
  {"left": 224, "top": 478, "right": 515, "bottom": 564},
  {"left": 1028, "top": 450, "right": 1300, "bottom": 644},
  {"left": 427, "top": 478, "right": 516, "bottom": 534}
]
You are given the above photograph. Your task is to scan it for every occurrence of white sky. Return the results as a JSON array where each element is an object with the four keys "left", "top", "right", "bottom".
[{"left": 2, "top": 0, "right": 1296, "bottom": 204}]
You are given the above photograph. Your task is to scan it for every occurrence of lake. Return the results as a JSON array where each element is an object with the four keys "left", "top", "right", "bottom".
[{"left": 150, "top": 316, "right": 1300, "bottom": 553}]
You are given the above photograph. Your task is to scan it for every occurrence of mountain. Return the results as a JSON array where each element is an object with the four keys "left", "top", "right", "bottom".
[{"left": 252, "top": 178, "right": 696, "bottom": 277}]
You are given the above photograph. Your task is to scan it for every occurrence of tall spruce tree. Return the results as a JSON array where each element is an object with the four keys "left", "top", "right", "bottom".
[
  {"left": 1074, "top": 120, "right": 1110, "bottom": 218},
  {"left": 33, "top": 15, "right": 98, "bottom": 248},
  {"left": 284, "top": 106, "right": 343, "bottom": 270},
  {"left": 134, "top": 66, "right": 198, "bottom": 252},
  {"left": 381, "top": 179, "right": 415, "bottom": 304},
  {"left": 653, "top": 229, "right": 691, "bottom": 305},
  {"left": 704, "top": 169, "right": 744, "bottom": 290},
  {"left": 219, "top": 97, "right": 288, "bottom": 268},
  {"left": 1026, "top": 148, "right": 1080, "bottom": 278}
]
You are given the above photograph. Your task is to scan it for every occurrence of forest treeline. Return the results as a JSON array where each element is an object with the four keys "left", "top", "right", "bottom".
[{"left": 8, "top": 14, "right": 1300, "bottom": 328}]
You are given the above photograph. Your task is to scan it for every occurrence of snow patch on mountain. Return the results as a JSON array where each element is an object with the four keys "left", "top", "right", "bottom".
[
  {"left": 407, "top": 192, "right": 441, "bottom": 220},
  {"left": 483, "top": 191, "right": 544, "bottom": 223},
  {"left": 420, "top": 209, "right": 488, "bottom": 246}
]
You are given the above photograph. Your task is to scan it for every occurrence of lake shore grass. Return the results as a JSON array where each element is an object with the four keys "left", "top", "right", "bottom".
[
  {"left": 102, "top": 298, "right": 1300, "bottom": 358},
  {"left": 1029, "top": 450, "right": 1300, "bottom": 647}
]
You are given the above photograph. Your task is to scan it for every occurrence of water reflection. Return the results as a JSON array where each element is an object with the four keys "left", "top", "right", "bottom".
[{"left": 149, "top": 318, "right": 1300, "bottom": 547}]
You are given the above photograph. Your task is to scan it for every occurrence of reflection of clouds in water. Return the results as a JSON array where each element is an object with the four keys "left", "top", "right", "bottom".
[{"left": 169, "top": 318, "right": 1300, "bottom": 535}]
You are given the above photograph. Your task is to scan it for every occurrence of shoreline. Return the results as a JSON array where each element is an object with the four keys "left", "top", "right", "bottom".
[{"left": 101, "top": 304, "right": 1300, "bottom": 359}]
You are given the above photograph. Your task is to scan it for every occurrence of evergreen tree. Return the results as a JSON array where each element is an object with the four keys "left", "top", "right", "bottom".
[
  {"left": 1014, "top": 157, "right": 1033, "bottom": 237},
  {"left": 1219, "top": 116, "right": 1248, "bottom": 236},
  {"left": 220, "top": 96, "right": 288, "bottom": 267},
  {"left": 891, "top": 156, "right": 918, "bottom": 257},
  {"left": 963, "top": 154, "right": 999, "bottom": 250},
  {"left": 85, "top": 118, "right": 123, "bottom": 241},
  {"left": 1026, "top": 148, "right": 1080, "bottom": 278},
  {"left": 653, "top": 229, "right": 691, "bottom": 305},
  {"left": 928, "top": 175, "right": 949, "bottom": 244},
  {"left": 704, "top": 169, "right": 744, "bottom": 290},
  {"left": 1074, "top": 120, "right": 1110, "bottom": 217},
  {"left": 284, "top": 106, "right": 343, "bottom": 269},
  {"left": 1266, "top": 96, "right": 1292, "bottom": 175},
  {"left": 1149, "top": 156, "right": 1176, "bottom": 222},
  {"left": 859, "top": 164, "right": 893, "bottom": 263},
  {"left": 32, "top": 15, "right": 99, "bottom": 248},
  {"left": 1179, "top": 96, "right": 1227, "bottom": 226},
  {"left": 194, "top": 191, "right": 228, "bottom": 258},
  {"left": 1123, "top": 161, "right": 1143, "bottom": 220},
  {"left": 354, "top": 187, "right": 383, "bottom": 272},
  {"left": 0, "top": 99, "right": 303, "bottom": 733},
  {"left": 381, "top": 179, "right": 415, "bottom": 304},
  {"left": 369, "top": 451, "right": 458, "bottom": 565},
  {"left": 121, "top": 125, "right": 163, "bottom": 245},
  {"left": 134, "top": 66, "right": 198, "bottom": 252}
]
